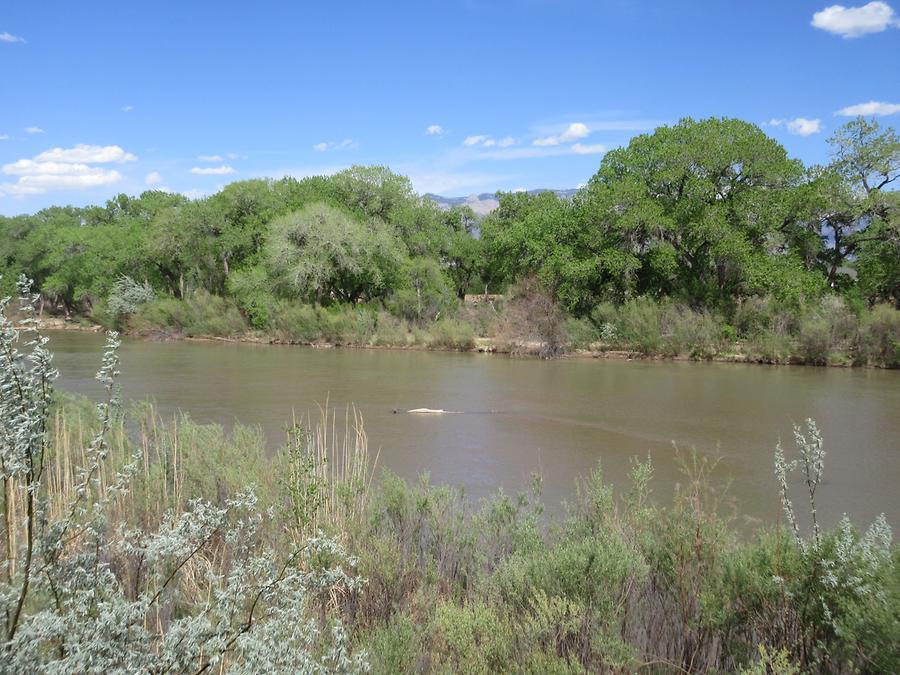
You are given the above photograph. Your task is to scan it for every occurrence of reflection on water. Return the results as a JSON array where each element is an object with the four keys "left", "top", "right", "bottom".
[{"left": 47, "top": 331, "right": 900, "bottom": 529}]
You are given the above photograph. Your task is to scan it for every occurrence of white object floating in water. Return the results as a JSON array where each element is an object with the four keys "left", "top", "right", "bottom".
[{"left": 406, "top": 408, "right": 461, "bottom": 414}]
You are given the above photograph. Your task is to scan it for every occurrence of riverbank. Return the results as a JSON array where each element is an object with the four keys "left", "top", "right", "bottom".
[{"left": 37, "top": 311, "right": 899, "bottom": 369}]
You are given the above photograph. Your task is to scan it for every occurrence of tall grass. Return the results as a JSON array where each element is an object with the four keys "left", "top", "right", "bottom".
[{"left": 283, "top": 404, "right": 380, "bottom": 538}]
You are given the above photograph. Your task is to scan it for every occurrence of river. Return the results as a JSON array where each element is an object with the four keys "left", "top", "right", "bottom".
[{"left": 46, "top": 331, "right": 900, "bottom": 530}]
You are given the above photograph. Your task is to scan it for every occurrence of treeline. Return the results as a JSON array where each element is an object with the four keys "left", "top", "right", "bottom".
[{"left": 1, "top": 117, "right": 898, "bottom": 363}]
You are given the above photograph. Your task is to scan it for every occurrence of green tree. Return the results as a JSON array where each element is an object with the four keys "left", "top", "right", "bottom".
[
  {"left": 577, "top": 117, "right": 817, "bottom": 307},
  {"left": 266, "top": 202, "right": 408, "bottom": 303},
  {"left": 807, "top": 118, "right": 899, "bottom": 303}
]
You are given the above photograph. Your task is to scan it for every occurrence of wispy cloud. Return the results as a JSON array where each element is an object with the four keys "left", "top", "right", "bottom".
[
  {"left": 811, "top": 1, "right": 899, "bottom": 38},
  {"left": 122, "top": 105, "right": 134, "bottom": 112},
  {"left": 24, "top": 126, "right": 44, "bottom": 134},
  {"left": 0, "top": 134, "right": 8, "bottom": 141},
  {"left": 571, "top": 143, "right": 608, "bottom": 155},
  {"left": 766, "top": 117, "right": 823, "bottom": 136},
  {"left": 405, "top": 170, "right": 517, "bottom": 195},
  {"left": 0, "top": 32, "right": 26, "bottom": 43},
  {"left": 533, "top": 122, "right": 590, "bottom": 147},
  {"left": 197, "top": 154, "right": 224, "bottom": 162},
  {"left": 463, "top": 135, "right": 517, "bottom": 148},
  {"left": 473, "top": 144, "right": 607, "bottom": 160},
  {"left": 1, "top": 144, "right": 135, "bottom": 196},
  {"left": 145, "top": 171, "right": 163, "bottom": 186},
  {"left": 836, "top": 100, "right": 900, "bottom": 116},
  {"left": 426, "top": 124, "right": 445, "bottom": 136},
  {"left": 189, "top": 165, "right": 236, "bottom": 175},
  {"left": 313, "top": 139, "right": 358, "bottom": 152}
]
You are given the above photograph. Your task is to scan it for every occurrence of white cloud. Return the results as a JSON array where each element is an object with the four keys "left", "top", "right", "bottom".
[
  {"left": 426, "top": 124, "right": 444, "bottom": 136},
  {"left": 571, "top": 142, "right": 608, "bottom": 155},
  {"left": 836, "top": 100, "right": 900, "bottom": 116},
  {"left": 181, "top": 188, "right": 210, "bottom": 200},
  {"left": 197, "top": 154, "right": 224, "bottom": 162},
  {"left": 189, "top": 165, "right": 236, "bottom": 175},
  {"left": 35, "top": 144, "right": 137, "bottom": 163},
  {"left": 24, "top": 126, "right": 44, "bottom": 134},
  {"left": 0, "top": 32, "right": 26, "bottom": 43},
  {"left": 0, "top": 134, "right": 8, "bottom": 141},
  {"left": 122, "top": 105, "right": 134, "bottom": 112},
  {"left": 559, "top": 122, "right": 590, "bottom": 142},
  {"left": 811, "top": 2, "right": 899, "bottom": 38},
  {"left": 533, "top": 121, "right": 591, "bottom": 146},
  {"left": 766, "top": 117, "right": 823, "bottom": 136},
  {"left": 464, "top": 135, "right": 517, "bottom": 148},
  {"left": 312, "top": 139, "right": 358, "bottom": 151},
  {"left": 0, "top": 143, "right": 137, "bottom": 197},
  {"left": 145, "top": 171, "right": 163, "bottom": 186},
  {"left": 1, "top": 161, "right": 122, "bottom": 196},
  {"left": 532, "top": 136, "right": 560, "bottom": 147}
]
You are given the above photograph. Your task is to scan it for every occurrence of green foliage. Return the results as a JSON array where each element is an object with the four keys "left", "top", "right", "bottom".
[
  {"left": 227, "top": 264, "right": 278, "bottom": 328},
  {"left": 270, "top": 302, "right": 322, "bottom": 343},
  {"left": 129, "top": 290, "right": 246, "bottom": 337},
  {"left": 428, "top": 318, "right": 476, "bottom": 350},
  {"left": 857, "top": 303, "right": 900, "bottom": 367},
  {"left": 386, "top": 257, "right": 455, "bottom": 323},
  {"left": 563, "top": 317, "right": 598, "bottom": 350},
  {"left": 106, "top": 274, "right": 155, "bottom": 324},
  {"left": 1, "top": 118, "right": 898, "bottom": 364},
  {"left": 0, "top": 285, "right": 367, "bottom": 672},
  {"left": 318, "top": 304, "right": 377, "bottom": 346},
  {"left": 267, "top": 202, "right": 409, "bottom": 304}
]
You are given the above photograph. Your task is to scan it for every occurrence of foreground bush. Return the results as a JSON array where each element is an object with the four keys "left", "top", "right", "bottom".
[{"left": 1, "top": 278, "right": 366, "bottom": 672}]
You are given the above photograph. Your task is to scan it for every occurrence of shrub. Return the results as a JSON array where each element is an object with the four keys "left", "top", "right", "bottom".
[
  {"left": 563, "top": 316, "right": 598, "bottom": 350},
  {"left": 0, "top": 277, "right": 367, "bottom": 672},
  {"left": 428, "top": 318, "right": 476, "bottom": 350},
  {"left": 183, "top": 289, "right": 247, "bottom": 337},
  {"left": 798, "top": 316, "right": 832, "bottom": 365},
  {"left": 372, "top": 311, "right": 410, "bottom": 347},
  {"left": 129, "top": 296, "right": 192, "bottom": 334},
  {"left": 270, "top": 301, "right": 321, "bottom": 342},
  {"left": 616, "top": 297, "right": 664, "bottom": 355},
  {"left": 106, "top": 275, "right": 155, "bottom": 322},
  {"left": 227, "top": 265, "right": 278, "bottom": 329},
  {"left": 746, "top": 330, "right": 794, "bottom": 364},
  {"left": 318, "top": 305, "right": 377, "bottom": 346},
  {"left": 857, "top": 303, "right": 900, "bottom": 367},
  {"left": 500, "top": 276, "right": 567, "bottom": 357}
]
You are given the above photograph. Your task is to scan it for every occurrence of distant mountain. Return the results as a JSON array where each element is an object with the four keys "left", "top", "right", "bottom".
[{"left": 424, "top": 188, "right": 578, "bottom": 216}]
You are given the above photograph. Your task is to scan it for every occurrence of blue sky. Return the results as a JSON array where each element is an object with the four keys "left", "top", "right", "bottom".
[{"left": 1, "top": 0, "right": 898, "bottom": 215}]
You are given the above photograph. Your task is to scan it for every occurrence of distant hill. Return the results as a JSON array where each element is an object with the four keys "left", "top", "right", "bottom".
[{"left": 424, "top": 188, "right": 578, "bottom": 216}]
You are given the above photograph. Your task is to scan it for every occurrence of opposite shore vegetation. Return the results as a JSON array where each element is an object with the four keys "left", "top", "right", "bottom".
[{"left": 1, "top": 116, "right": 898, "bottom": 366}]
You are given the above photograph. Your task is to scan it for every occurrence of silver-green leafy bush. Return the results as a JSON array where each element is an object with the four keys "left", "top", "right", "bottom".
[
  {"left": 107, "top": 274, "right": 156, "bottom": 320},
  {"left": 1, "top": 276, "right": 368, "bottom": 673}
]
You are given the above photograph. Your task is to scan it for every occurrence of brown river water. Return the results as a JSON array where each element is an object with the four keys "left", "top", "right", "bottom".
[{"left": 46, "top": 331, "right": 900, "bottom": 530}]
